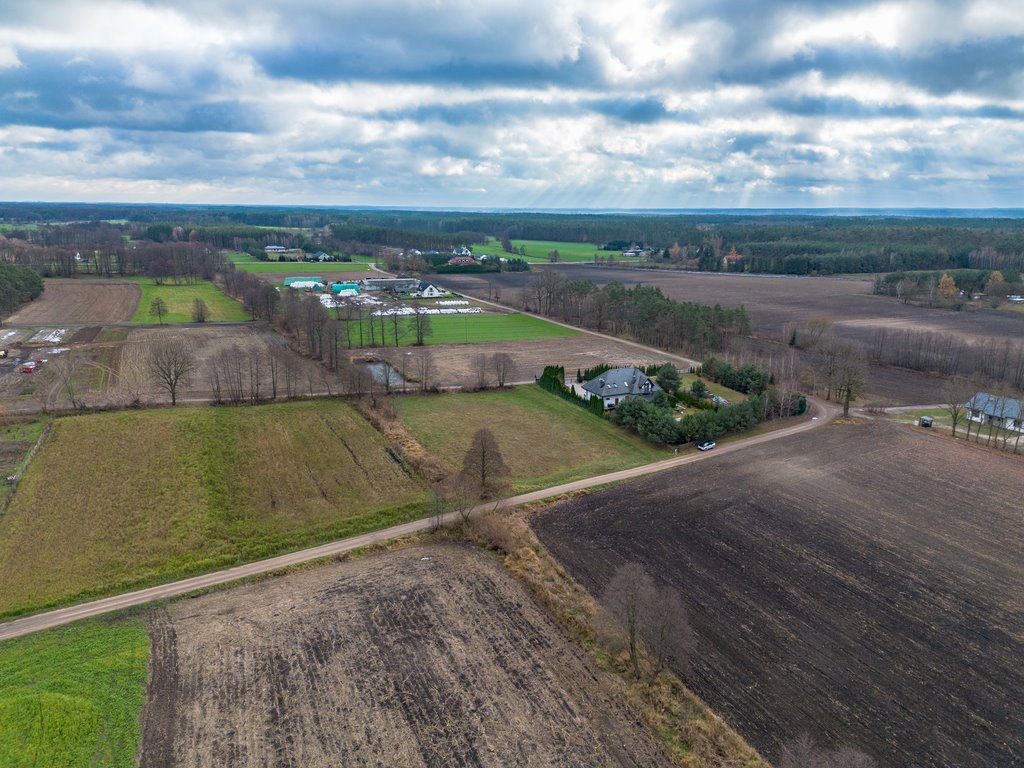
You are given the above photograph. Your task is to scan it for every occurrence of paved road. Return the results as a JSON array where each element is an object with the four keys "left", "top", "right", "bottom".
[{"left": 0, "top": 397, "right": 838, "bottom": 641}]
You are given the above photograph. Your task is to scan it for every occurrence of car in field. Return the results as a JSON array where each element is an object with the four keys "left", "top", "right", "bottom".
[{"left": 697, "top": 440, "right": 716, "bottom": 451}]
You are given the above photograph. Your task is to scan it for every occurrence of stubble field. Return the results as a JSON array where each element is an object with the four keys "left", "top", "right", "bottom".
[
  {"left": 532, "top": 420, "right": 1024, "bottom": 768},
  {"left": 139, "top": 544, "right": 671, "bottom": 768},
  {"left": 5, "top": 279, "right": 140, "bottom": 324}
]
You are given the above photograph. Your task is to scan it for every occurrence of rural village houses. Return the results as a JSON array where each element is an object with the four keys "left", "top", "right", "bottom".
[{"left": 580, "top": 367, "right": 661, "bottom": 410}]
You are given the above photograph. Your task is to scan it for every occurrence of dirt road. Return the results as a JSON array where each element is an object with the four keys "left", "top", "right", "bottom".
[{"left": 0, "top": 398, "right": 838, "bottom": 641}]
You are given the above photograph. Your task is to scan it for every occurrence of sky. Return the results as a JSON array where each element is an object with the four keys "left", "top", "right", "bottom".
[{"left": 0, "top": 0, "right": 1021, "bottom": 209}]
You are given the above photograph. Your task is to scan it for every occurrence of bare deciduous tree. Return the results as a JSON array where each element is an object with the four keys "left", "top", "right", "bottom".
[
  {"left": 491, "top": 352, "right": 514, "bottom": 388},
  {"left": 473, "top": 352, "right": 490, "bottom": 390},
  {"left": 835, "top": 344, "right": 867, "bottom": 417},
  {"left": 459, "top": 428, "right": 511, "bottom": 513},
  {"left": 600, "top": 562, "right": 695, "bottom": 684},
  {"left": 943, "top": 375, "right": 976, "bottom": 437},
  {"left": 412, "top": 347, "right": 434, "bottom": 392},
  {"left": 148, "top": 339, "right": 196, "bottom": 405},
  {"left": 601, "top": 563, "right": 656, "bottom": 678}
]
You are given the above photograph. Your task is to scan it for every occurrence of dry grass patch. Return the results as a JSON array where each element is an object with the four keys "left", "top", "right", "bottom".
[
  {"left": 395, "top": 385, "right": 666, "bottom": 492},
  {"left": 0, "top": 400, "right": 429, "bottom": 617}
]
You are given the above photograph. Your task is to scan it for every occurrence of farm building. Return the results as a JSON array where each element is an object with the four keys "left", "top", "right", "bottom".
[
  {"left": 282, "top": 276, "right": 324, "bottom": 290},
  {"left": 581, "top": 367, "right": 660, "bottom": 410},
  {"left": 265, "top": 245, "right": 288, "bottom": 254},
  {"left": 362, "top": 277, "right": 419, "bottom": 293},
  {"left": 965, "top": 392, "right": 1024, "bottom": 432},
  {"left": 447, "top": 255, "right": 478, "bottom": 266},
  {"left": 330, "top": 282, "right": 361, "bottom": 296}
]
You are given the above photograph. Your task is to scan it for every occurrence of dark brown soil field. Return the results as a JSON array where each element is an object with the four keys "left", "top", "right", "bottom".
[
  {"left": 532, "top": 421, "right": 1024, "bottom": 768},
  {"left": 139, "top": 544, "right": 671, "bottom": 768},
  {"left": 6, "top": 279, "right": 140, "bottom": 324},
  {"left": 440, "top": 266, "right": 1024, "bottom": 346}
]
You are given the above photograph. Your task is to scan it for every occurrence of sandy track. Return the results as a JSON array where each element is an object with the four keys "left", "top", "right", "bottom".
[
  {"left": 0, "top": 398, "right": 836, "bottom": 642},
  {"left": 139, "top": 544, "right": 671, "bottom": 768},
  {"left": 7, "top": 279, "right": 140, "bottom": 324}
]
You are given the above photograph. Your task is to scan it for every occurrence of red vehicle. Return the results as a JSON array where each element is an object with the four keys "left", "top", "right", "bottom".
[{"left": 20, "top": 359, "right": 44, "bottom": 373}]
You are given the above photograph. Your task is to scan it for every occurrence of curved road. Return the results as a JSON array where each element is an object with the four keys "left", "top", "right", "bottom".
[{"left": 0, "top": 397, "right": 838, "bottom": 642}]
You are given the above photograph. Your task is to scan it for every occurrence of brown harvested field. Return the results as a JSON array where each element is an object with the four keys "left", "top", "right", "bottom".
[
  {"left": 440, "top": 266, "right": 1024, "bottom": 346},
  {"left": 6, "top": 279, "right": 140, "bottom": 324},
  {"left": 140, "top": 544, "right": 671, "bottom": 768},
  {"left": 532, "top": 420, "right": 1024, "bottom": 768}
]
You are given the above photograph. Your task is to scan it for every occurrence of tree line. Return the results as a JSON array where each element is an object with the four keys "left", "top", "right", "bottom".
[
  {"left": 520, "top": 272, "right": 750, "bottom": 357},
  {"left": 0, "top": 263, "right": 44, "bottom": 319}
]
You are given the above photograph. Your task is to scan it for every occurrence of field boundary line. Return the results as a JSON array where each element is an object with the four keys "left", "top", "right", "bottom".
[
  {"left": 0, "top": 417, "right": 52, "bottom": 519},
  {"left": 0, "top": 399, "right": 837, "bottom": 641}
]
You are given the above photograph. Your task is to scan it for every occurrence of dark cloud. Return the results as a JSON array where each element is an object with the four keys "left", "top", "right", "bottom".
[{"left": 588, "top": 97, "right": 670, "bottom": 124}]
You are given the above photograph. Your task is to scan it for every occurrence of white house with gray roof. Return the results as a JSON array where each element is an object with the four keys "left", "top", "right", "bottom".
[
  {"left": 966, "top": 392, "right": 1024, "bottom": 432},
  {"left": 581, "top": 367, "right": 660, "bottom": 410}
]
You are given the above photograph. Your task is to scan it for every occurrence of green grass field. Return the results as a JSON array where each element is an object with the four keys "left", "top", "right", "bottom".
[
  {"left": 474, "top": 238, "right": 604, "bottom": 263},
  {"left": 129, "top": 278, "right": 250, "bottom": 323},
  {"left": 0, "top": 419, "right": 46, "bottom": 507},
  {"left": 0, "top": 401, "right": 429, "bottom": 618},
  {"left": 240, "top": 262, "right": 373, "bottom": 274},
  {"left": 0, "top": 619, "right": 148, "bottom": 768},
  {"left": 678, "top": 373, "right": 747, "bottom": 402},
  {"left": 395, "top": 385, "right": 666, "bottom": 493},
  {"left": 225, "top": 250, "right": 375, "bottom": 274},
  {"left": 343, "top": 311, "right": 579, "bottom": 347}
]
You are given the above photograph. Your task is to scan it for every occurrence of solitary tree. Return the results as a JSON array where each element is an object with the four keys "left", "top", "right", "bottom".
[
  {"left": 938, "top": 272, "right": 958, "bottom": 303},
  {"left": 191, "top": 297, "right": 209, "bottom": 323},
  {"left": 409, "top": 304, "right": 432, "bottom": 346},
  {"left": 835, "top": 344, "right": 866, "bottom": 417},
  {"left": 656, "top": 363, "right": 681, "bottom": 394},
  {"left": 690, "top": 379, "right": 708, "bottom": 398},
  {"left": 985, "top": 270, "right": 1007, "bottom": 307},
  {"left": 148, "top": 338, "right": 196, "bottom": 405},
  {"left": 547, "top": 249, "right": 560, "bottom": 263},
  {"left": 459, "top": 428, "right": 511, "bottom": 507},
  {"left": 491, "top": 352, "right": 514, "bottom": 388},
  {"left": 601, "top": 563, "right": 655, "bottom": 678},
  {"left": 149, "top": 296, "right": 168, "bottom": 324},
  {"left": 943, "top": 376, "right": 975, "bottom": 437}
]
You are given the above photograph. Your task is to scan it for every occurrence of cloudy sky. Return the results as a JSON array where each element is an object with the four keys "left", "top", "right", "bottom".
[{"left": 0, "top": 0, "right": 1021, "bottom": 208}]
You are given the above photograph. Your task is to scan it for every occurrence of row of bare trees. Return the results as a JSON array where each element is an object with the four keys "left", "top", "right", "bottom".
[{"left": 869, "top": 327, "right": 1024, "bottom": 390}]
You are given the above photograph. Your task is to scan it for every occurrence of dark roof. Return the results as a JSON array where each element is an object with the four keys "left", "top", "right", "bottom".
[
  {"left": 966, "top": 392, "right": 1024, "bottom": 420},
  {"left": 581, "top": 367, "right": 660, "bottom": 398}
]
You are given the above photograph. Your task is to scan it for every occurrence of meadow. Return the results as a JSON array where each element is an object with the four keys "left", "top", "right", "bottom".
[
  {"left": 225, "top": 251, "right": 375, "bottom": 274},
  {"left": 130, "top": 278, "right": 250, "bottom": 323},
  {"left": 0, "top": 618, "right": 148, "bottom": 768},
  {"left": 0, "top": 401, "right": 429, "bottom": 617},
  {"left": 395, "top": 385, "right": 666, "bottom": 492},
  {"left": 343, "top": 311, "right": 579, "bottom": 346},
  {"left": 474, "top": 238, "right": 603, "bottom": 262}
]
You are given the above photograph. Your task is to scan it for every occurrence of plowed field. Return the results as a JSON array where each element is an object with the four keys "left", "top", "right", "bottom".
[
  {"left": 6, "top": 279, "right": 139, "bottom": 324},
  {"left": 139, "top": 544, "right": 670, "bottom": 768},
  {"left": 533, "top": 421, "right": 1024, "bottom": 768}
]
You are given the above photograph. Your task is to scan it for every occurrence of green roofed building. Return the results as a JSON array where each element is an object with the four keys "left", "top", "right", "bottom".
[
  {"left": 283, "top": 276, "right": 323, "bottom": 287},
  {"left": 331, "top": 282, "right": 361, "bottom": 295}
]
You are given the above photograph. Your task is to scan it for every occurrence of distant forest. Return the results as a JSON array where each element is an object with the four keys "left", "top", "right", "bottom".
[{"left": 2, "top": 203, "right": 1024, "bottom": 276}]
